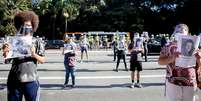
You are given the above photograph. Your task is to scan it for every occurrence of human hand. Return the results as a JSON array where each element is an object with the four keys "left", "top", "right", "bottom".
[
  {"left": 2, "top": 43, "right": 10, "bottom": 58},
  {"left": 195, "top": 49, "right": 201, "bottom": 64},
  {"left": 168, "top": 51, "right": 180, "bottom": 63},
  {"left": 30, "top": 45, "right": 36, "bottom": 57},
  {"left": 195, "top": 49, "right": 201, "bottom": 58},
  {"left": 168, "top": 45, "right": 180, "bottom": 63}
]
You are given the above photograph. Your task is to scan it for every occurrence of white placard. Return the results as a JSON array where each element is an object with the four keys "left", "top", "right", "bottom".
[
  {"left": 175, "top": 35, "right": 200, "bottom": 68},
  {"left": 6, "top": 36, "right": 33, "bottom": 59},
  {"left": 134, "top": 37, "right": 143, "bottom": 50}
]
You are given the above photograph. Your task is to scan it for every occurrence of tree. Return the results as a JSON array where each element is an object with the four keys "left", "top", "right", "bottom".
[
  {"left": 0, "top": 0, "right": 32, "bottom": 37},
  {"left": 33, "top": 0, "right": 81, "bottom": 39}
]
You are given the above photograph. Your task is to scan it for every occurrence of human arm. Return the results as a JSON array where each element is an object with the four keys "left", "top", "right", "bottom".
[
  {"left": 62, "top": 44, "right": 65, "bottom": 55},
  {"left": 31, "top": 46, "right": 45, "bottom": 63},
  {"left": 195, "top": 49, "right": 201, "bottom": 76},
  {"left": 158, "top": 45, "right": 179, "bottom": 65},
  {"left": 2, "top": 43, "right": 10, "bottom": 57},
  {"left": 31, "top": 39, "right": 46, "bottom": 64}
]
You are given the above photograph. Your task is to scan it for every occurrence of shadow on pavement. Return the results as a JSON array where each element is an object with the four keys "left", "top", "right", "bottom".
[
  {"left": 79, "top": 60, "right": 117, "bottom": 64},
  {"left": 143, "top": 68, "right": 165, "bottom": 70},
  {"left": 45, "top": 61, "right": 64, "bottom": 63},
  {"left": 0, "top": 84, "right": 6, "bottom": 90},
  {"left": 141, "top": 83, "right": 165, "bottom": 87},
  {"left": 0, "top": 82, "right": 165, "bottom": 90},
  {"left": 39, "top": 82, "right": 165, "bottom": 90},
  {"left": 40, "top": 84, "right": 65, "bottom": 90},
  {"left": 76, "top": 69, "right": 115, "bottom": 72},
  {"left": 0, "top": 68, "right": 164, "bottom": 72}
]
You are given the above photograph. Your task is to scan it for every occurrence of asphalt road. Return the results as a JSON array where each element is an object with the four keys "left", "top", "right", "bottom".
[{"left": 0, "top": 50, "right": 190, "bottom": 101}]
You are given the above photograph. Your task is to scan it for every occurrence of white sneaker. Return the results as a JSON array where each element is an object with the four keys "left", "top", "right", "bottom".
[
  {"left": 135, "top": 83, "right": 143, "bottom": 88},
  {"left": 130, "top": 83, "right": 135, "bottom": 88},
  {"left": 80, "top": 60, "right": 83, "bottom": 63}
]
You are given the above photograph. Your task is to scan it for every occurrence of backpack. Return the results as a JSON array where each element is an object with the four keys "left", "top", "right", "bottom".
[{"left": 67, "top": 55, "right": 76, "bottom": 67}]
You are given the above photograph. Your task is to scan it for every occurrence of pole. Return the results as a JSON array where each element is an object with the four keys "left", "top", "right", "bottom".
[{"left": 65, "top": 18, "right": 67, "bottom": 32}]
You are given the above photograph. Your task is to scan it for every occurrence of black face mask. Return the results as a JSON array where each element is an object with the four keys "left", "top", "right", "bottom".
[{"left": 20, "top": 27, "right": 33, "bottom": 35}]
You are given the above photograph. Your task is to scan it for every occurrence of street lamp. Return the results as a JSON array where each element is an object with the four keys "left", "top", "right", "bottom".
[{"left": 63, "top": 12, "right": 69, "bottom": 33}]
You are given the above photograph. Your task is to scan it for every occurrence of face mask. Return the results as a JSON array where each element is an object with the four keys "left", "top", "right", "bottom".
[
  {"left": 17, "top": 26, "right": 33, "bottom": 35},
  {"left": 21, "top": 27, "right": 33, "bottom": 35}
]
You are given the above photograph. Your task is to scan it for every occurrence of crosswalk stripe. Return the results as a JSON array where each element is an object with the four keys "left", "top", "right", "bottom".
[{"left": 0, "top": 75, "right": 165, "bottom": 80}]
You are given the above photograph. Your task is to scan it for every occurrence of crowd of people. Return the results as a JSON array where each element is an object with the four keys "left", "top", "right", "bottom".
[{"left": 1, "top": 10, "right": 201, "bottom": 101}]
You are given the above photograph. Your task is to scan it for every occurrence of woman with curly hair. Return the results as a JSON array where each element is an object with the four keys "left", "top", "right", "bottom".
[{"left": 2, "top": 11, "right": 45, "bottom": 101}]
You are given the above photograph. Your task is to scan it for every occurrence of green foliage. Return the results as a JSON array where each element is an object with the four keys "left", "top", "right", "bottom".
[
  {"left": 0, "top": 24, "right": 16, "bottom": 37},
  {"left": 0, "top": 0, "right": 201, "bottom": 38},
  {"left": 0, "top": 0, "right": 32, "bottom": 36}
]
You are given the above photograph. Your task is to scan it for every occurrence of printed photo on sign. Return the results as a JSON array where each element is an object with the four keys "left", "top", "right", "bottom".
[
  {"left": 175, "top": 35, "right": 200, "bottom": 68},
  {"left": 134, "top": 38, "right": 143, "bottom": 50},
  {"left": 181, "top": 39, "right": 195, "bottom": 56},
  {"left": 6, "top": 36, "right": 33, "bottom": 59}
]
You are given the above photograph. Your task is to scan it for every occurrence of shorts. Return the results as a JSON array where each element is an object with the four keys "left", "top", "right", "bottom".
[
  {"left": 130, "top": 61, "right": 142, "bottom": 71},
  {"left": 81, "top": 47, "right": 87, "bottom": 53}
]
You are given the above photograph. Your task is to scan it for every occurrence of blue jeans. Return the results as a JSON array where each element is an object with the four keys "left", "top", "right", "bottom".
[
  {"left": 64, "top": 58, "right": 75, "bottom": 85},
  {"left": 7, "top": 80, "right": 40, "bottom": 101}
]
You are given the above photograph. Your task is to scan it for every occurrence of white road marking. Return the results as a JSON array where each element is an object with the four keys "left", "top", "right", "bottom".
[{"left": 0, "top": 75, "right": 165, "bottom": 80}]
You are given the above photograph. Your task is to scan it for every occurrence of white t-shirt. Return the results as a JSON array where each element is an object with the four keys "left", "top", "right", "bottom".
[
  {"left": 80, "top": 38, "right": 88, "bottom": 48},
  {"left": 63, "top": 42, "right": 77, "bottom": 54}
]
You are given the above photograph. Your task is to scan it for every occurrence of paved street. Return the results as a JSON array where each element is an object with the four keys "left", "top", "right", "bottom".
[{"left": 0, "top": 50, "right": 168, "bottom": 101}]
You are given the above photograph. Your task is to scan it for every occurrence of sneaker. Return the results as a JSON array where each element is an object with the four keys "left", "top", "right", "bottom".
[
  {"left": 71, "top": 85, "right": 75, "bottom": 88},
  {"left": 80, "top": 60, "right": 83, "bottom": 63},
  {"left": 130, "top": 83, "right": 135, "bottom": 88},
  {"left": 125, "top": 68, "right": 129, "bottom": 71},
  {"left": 63, "top": 83, "right": 68, "bottom": 88},
  {"left": 135, "top": 83, "right": 143, "bottom": 88}
]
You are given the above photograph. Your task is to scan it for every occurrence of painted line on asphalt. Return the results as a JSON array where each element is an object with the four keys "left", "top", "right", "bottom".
[{"left": 0, "top": 75, "right": 165, "bottom": 80}]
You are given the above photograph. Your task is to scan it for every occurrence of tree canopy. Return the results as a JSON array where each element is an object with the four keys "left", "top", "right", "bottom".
[{"left": 0, "top": 0, "right": 200, "bottom": 39}]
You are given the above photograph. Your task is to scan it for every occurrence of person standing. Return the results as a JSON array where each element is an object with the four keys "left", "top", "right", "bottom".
[
  {"left": 158, "top": 24, "right": 201, "bottom": 101},
  {"left": 161, "top": 34, "right": 167, "bottom": 48},
  {"left": 94, "top": 35, "right": 100, "bottom": 50},
  {"left": 115, "top": 35, "right": 128, "bottom": 72},
  {"left": 2, "top": 11, "right": 45, "bottom": 101},
  {"left": 80, "top": 34, "right": 89, "bottom": 63},
  {"left": 128, "top": 38, "right": 144, "bottom": 88},
  {"left": 142, "top": 31, "right": 149, "bottom": 62},
  {"left": 112, "top": 36, "right": 118, "bottom": 61},
  {"left": 62, "top": 37, "right": 77, "bottom": 88}
]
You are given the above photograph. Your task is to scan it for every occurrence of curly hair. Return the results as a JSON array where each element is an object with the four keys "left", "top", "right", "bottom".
[{"left": 14, "top": 11, "right": 39, "bottom": 32}]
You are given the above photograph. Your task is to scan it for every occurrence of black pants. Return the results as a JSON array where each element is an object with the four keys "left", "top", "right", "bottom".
[
  {"left": 116, "top": 50, "right": 127, "bottom": 71},
  {"left": 144, "top": 49, "right": 148, "bottom": 62},
  {"left": 113, "top": 48, "right": 117, "bottom": 61}
]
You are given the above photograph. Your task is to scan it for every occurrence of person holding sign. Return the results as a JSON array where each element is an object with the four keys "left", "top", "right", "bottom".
[
  {"left": 115, "top": 35, "right": 128, "bottom": 72},
  {"left": 128, "top": 37, "right": 144, "bottom": 88},
  {"left": 158, "top": 24, "right": 201, "bottom": 101},
  {"left": 2, "top": 11, "right": 45, "bottom": 101},
  {"left": 62, "top": 37, "right": 77, "bottom": 88}
]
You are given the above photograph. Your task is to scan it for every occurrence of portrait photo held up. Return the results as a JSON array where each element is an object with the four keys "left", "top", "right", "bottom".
[
  {"left": 5, "top": 36, "right": 33, "bottom": 59},
  {"left": 175, "top": 35, "right": 200, "bottom": 68},
  {"left": 134, "top": 37, "right": 143, "bottom": 50}
]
